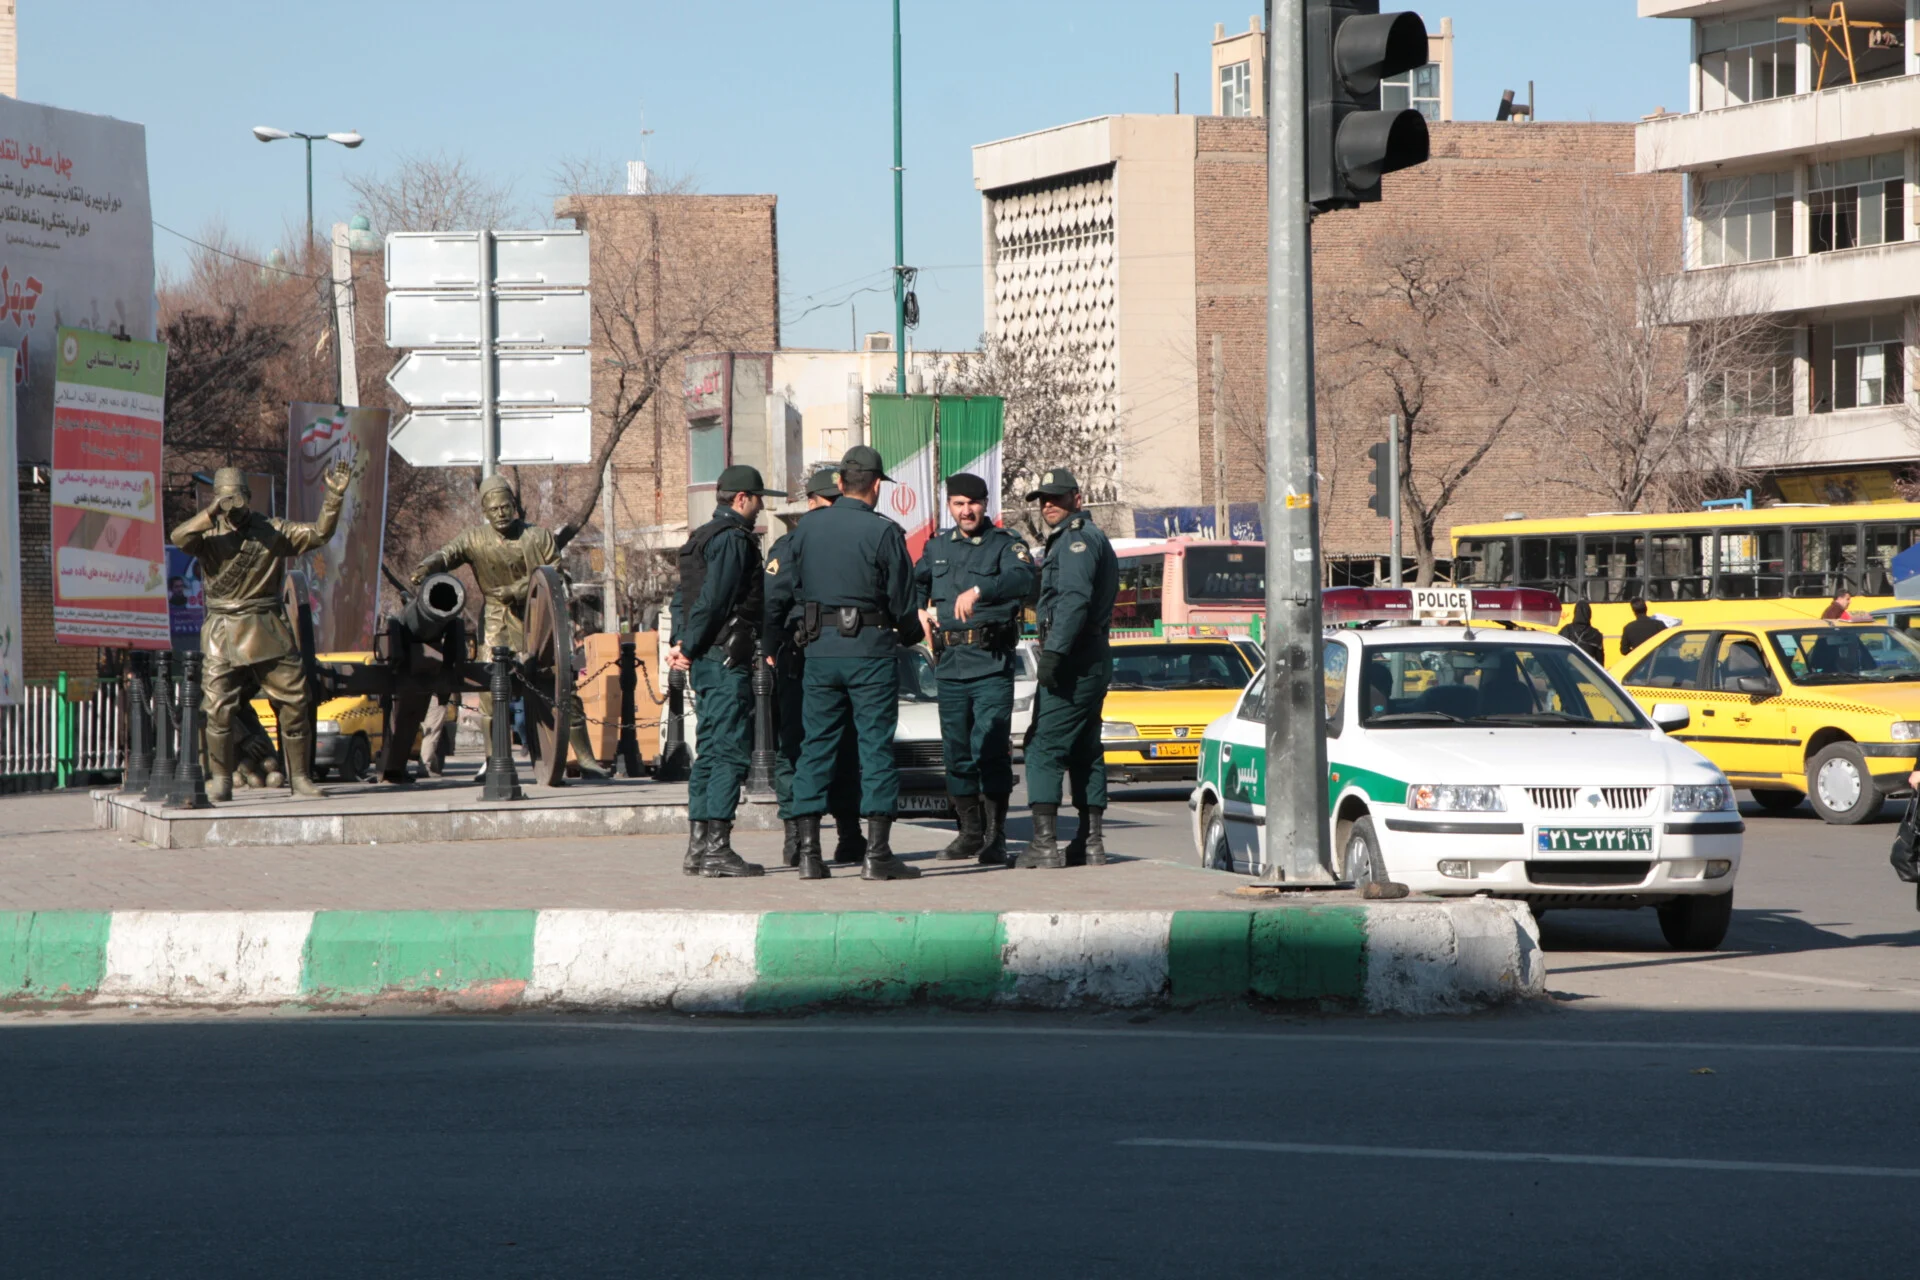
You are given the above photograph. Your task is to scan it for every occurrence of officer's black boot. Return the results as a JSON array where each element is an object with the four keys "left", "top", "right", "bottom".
[
  {"left": 698, "top": 820, "right": 766, "bottom": 878},
  {"left": 1016, "top": 803, "right": 1065, "bottom": 869},
  {"left": 1083, "top": 807, "right": 1108, "bottom": 865},
  {"left": 831, "top": 811, "right": 867, "bottom": 864},
  {"left": 862, "top": 816, "right": 921, "bottom": 880},
  {"left": 1063, "top": 813, "right": 1089, "bottom": 867},
  {"left": 683, "top": 820, "right": 710, "bottom": 876},
  {"left": 979, "top": 793, "right": 1011, "bottom": 867},
  {"left": 940, "top": 793, "right": 986, "bottom": 860},
  {"left": 781, "top": 819, "right": 800, "bottom": 868},
  {"left": 795, "top": 815, "right": 830, "bottom": 880}
]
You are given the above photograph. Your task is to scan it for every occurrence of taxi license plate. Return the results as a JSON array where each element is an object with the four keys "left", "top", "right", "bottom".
[
  {"left": 897, "top": 793, "right": 953, "bottom": 815},
  {"left": 1536, "top": 826, "right": 1653, "bottom": 853},
  {"left": 1150, "top": 742, "right": 1201, "bottom": 759}
]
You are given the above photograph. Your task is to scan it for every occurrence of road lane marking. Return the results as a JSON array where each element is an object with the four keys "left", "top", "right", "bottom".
[
  {"left": 1704, "top": 964, "right": 1920, "bottom": 994},
  {"left": 1119, "top": 1138, "right": 1920, "bottom": 1179}
]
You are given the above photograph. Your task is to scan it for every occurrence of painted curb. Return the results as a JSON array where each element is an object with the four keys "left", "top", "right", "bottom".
[{"left": 0, "top": 901, "right": 1543, "bottom": 1015}]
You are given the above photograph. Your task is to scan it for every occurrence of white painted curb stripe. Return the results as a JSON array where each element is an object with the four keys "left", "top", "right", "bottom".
[
  {"left": 1361, "top": 900, "right": 1541, "bottom": 1015},
  {"left": 528, "top": 910, "right": 759, "bottom": 1012},
  {"left": 97, "top": 910, "right": 313, "bottom": 1005},
  {"left": 1000, "top": 911, "right": 1172, "bottom": 1008}
]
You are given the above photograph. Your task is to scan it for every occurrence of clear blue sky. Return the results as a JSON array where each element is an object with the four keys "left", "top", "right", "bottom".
[{"left": 24, "top": 1, "right": 1688, "bottom": 353}]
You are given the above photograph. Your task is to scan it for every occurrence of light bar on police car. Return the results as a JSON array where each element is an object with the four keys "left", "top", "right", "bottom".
[{"left": 1322, "top": 586, "right": 1561, "bottom": 627}]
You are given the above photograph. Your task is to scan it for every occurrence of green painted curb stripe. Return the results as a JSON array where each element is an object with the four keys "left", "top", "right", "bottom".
[
  {"left": 1168, "top": 909, "right": 1367, "bottom": 1005},
  {"left": 0, "top": 911, "right": 111, "bottom": 999},
  {"left": 300, "top": 911, "right": 537, "bottom": 998},
  {"left": 750, "top": 912, "right": 1006, "bottom": 1009}
]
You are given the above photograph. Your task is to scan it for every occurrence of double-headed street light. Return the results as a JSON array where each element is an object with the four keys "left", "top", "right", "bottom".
[{"left": 251, "top": 126, "right": 363, "bottom": 247}]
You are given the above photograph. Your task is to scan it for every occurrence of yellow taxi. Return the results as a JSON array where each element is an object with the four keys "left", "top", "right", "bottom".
[
  {"left": 1611, "top": 618, "right": 1920, "bottom": 824},
  {"left": 1100, "top": 631, "right": 1262, "bottom": 784},
  {"left": 250, "top": 652, "right": 388, "bottom": 782}
]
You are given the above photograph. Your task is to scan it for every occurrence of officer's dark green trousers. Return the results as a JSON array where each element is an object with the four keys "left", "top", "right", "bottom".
[
  {"left": 773, "top": 650, "right": 860, "bottom": 821},
  {"left": 1024, "top": 660, "right": 1108, "bottom": 809},
  {"left": 792, "top": 654, "right": 899, "bottom": 817},
  {"left": 688, "top": 655, "right": 752, "bottom": 822},
  {"left": 937, "top": 672, "right": 1014, "bottom": 797}
]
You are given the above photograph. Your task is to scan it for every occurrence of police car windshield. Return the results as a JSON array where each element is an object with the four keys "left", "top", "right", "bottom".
[
  {"left": 1109, "top": 643, "right": 1253, "bottom": 691},
  {"left": 1359, "top": 644, "right": 1645, "bottom": 729}
]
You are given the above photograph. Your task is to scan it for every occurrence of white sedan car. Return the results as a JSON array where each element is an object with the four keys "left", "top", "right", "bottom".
[
  {"left": 1190, "top": 589, "right": 1745, "bottom": 950},
  {"left": 893, "top": 641, "right": 1038, "bottom": 818}
]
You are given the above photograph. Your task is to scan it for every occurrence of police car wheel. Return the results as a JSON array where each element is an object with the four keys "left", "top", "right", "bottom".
[
  {"left": 1342, "top": 816, "right": 1382, "bottom": 887},
  {"left": 1807, "top": 743, "right": 1877, "bottom": 825},
  {"left": 1657, "top": 891, "right": 1733, "bottom": 951},
  {"left": 1200, "top": 804, "right": 1230, "bottom": 871}
]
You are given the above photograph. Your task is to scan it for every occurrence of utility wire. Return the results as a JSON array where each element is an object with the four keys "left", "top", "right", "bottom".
[{"left": 152, "top": 219, "right": 330, "bottom": 280}]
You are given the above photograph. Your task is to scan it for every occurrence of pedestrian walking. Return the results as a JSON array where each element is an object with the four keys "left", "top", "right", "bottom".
[
  {"left": 765, "top": 466, "right": 867, "bottom": 877},
  {"left": 1619, "top": 596, "right": 1668, "bottom": 656},
  {"left": 1020, "top": 468, "right": 1119, "bottom": 869},
  {"left": 1821, "top": 589, "right": 1855, "bottom": 620},
  {"left": 773, "top": 446, "right": 924, "bottom": 881},
  {"left": 913, "top": 471, "right": 1037, "bottom": 865},
  {"left": 670, "top": 463, "right": 784, "bottom": 878},
  {"left": 1558, "top": 601, "right": 1606, "bottom": 665}
]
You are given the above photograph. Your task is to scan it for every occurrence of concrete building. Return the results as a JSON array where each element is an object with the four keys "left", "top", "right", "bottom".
[
  {"left": 772, "top": 335, "right": 967, "bottom": 466},
  {"left": 1210, "top": 12, "right": 1455, "bottom": 121},
  {"left": 1636, "top": 0, "right": 1920, "bottom": 499}
]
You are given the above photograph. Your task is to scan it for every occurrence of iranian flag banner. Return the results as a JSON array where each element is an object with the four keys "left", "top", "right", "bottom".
[
  {"left": 869, "top": 394, "right": 937, "bottom": 558},
  {"left": 936, "top": 396, "right": 1005, "bottom": 524}
]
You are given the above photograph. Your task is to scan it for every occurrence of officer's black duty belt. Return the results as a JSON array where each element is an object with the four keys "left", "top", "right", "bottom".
[{"left": 936, "top": 625, "right": 1013, "bottom": 647}]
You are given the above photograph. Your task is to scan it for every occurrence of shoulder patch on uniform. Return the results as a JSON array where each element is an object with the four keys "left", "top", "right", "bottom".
[
  {"left": 766, "top": 557, "right": 779, "bottom": 575},
  {"left": 1013, "top": 543, "right": 1032, "bottom": 562},
  {"left": 1070, "top": 541, "right": 1087, "bottom": 553}
]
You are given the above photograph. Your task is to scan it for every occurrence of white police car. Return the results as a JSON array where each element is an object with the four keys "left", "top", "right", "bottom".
[{"left": 1190, "top": 587, "right": 1745, "bottom": 950}]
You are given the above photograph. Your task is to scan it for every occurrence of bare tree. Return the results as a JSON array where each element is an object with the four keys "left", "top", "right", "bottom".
[
  {"left": 546, "top": 154, "right": 701, "bottom": 206},
  {"left": 345, "top": 152, "right": 525, "bottom": 236}
]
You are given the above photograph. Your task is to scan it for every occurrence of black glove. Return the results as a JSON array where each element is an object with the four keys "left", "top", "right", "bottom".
[{"left": 1036, "top": 650, "right": 1061, "bottom": 691}]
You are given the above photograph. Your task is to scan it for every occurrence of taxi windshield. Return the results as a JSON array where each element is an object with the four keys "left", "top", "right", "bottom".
[
  {"left": 1109, "top": 643, "right": 1253, "bottom": 691},
  {"left": 1767, "top": 626, "right": 1920, "bottom": 685},
  {"left": 1359, "top": 644, "right": 1645, "bottom": 729}
]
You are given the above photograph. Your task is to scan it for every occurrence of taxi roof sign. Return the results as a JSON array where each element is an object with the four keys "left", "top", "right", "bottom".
[{"left": 1323, "top": 586, "right": 1560, "bottom": 627}]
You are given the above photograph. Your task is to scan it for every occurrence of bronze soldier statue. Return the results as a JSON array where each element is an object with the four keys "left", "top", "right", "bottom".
[
  {"left": 170, "top": 462, "right": 350, "bottom": 801},
  {"left": 411, "top": 474, "right": 609, "bottom": 779}
]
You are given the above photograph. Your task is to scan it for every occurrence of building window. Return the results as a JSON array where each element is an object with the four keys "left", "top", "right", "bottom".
[
  {"left": 1699, "top": 15, "right": 1797, "bottom": 110},
  {"left": 1704, "top": 335, "right": 1795, "bottom": 418},
  {"left": 1381, "top": 63, "right": 1441, "bottom": 121},
  {"left": 1811, "top": 152, "right": 1906, "bottom": 253},
  {"left": 1220, "top": 60, "right": 1251, "bottom": 117},
  {"left": 1810, "top": 314, "right": 1906, "bottom": 413},
  {"left": 1696, "top": 171, "right": 1792, "bottom": 266}
]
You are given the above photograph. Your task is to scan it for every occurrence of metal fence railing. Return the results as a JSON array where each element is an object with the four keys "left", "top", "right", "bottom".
[{"left": 0, "top": 674, "right": 125, "bottom": 790}]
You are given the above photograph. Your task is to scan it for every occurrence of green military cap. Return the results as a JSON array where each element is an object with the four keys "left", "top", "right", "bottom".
[
  {"left": 716, "top": 463, "right": 784, "bottom": 497},
  {"left": 1024, "top": 467, "right": 1081, "bottom": 501},
  {"left": 804, "top": 467, "right": 842, "bottom": 498},
  {"left": 839, "top": 444, "right": 892, "bottom": 481}
]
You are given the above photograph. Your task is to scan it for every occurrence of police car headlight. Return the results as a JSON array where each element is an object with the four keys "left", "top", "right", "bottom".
[
  {"left": 1015, "top": 694, "right": 1033, "bottom": 713},
  {"left": 1100, "top": 721, "right": 1137, "bottom": 740},
  {"left": 1408, "top": 784, "right": 1503, "bottom": 812},
  {"left": 1891, "top": 721, "right": 1920, "bottom": 741},
  {"left": 315, "top": 720, "right": 341, "bottom": 736},
  {"left": 1673, "top": 783, "right": 1735, "bottom": 812}
]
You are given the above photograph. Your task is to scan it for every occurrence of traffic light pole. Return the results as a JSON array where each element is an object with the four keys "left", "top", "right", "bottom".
[
  {"left": 1262, "top": 0, "right": 1335, "bottom": 884},
  {"left": 1388, "top": 413, "right": 1402, "bottom": 587}
]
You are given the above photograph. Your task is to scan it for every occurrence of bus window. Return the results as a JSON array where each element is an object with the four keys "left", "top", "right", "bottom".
[
  {"left": 1646, "top": 531, "right": 1711, "bottom": 601},
  {"left": 1456, "top": 538, "right": 1512, "bottom": 585},
  {"left": 1867, "top": 524, "right": 1900, "bottom": 595},
  {"left": 1789, "top": 526, "right": 1861, "bottom": 598},
  {"left": 1184, "top": 546, "right": 1265, "bottom": 604},
  {"left": 1582, "top": 534, "right": 1646, "bottom": 602},
  {"left": 1518, "top": 536, "right": 1577, "bottom": 597},
  {"left": 1715, "top": 527, "right": 1786, "bottom": 599},
  {"left": 1113, "top": 555, "right": 1164, "bottom": 628}
]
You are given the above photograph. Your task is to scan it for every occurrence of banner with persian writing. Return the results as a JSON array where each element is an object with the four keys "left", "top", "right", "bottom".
[
  {"left": 0, "top": 348, "right": 20, "bottom": 702},
  {"left": 51, "top": 327, "right": 168, "bottom": 649},
  {"left": 287, "top": 403, "right": 389, "bottom": 655}
]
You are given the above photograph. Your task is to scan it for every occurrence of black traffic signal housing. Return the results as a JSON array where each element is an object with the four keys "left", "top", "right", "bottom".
[
  {"left": 1306, "top": 1, "right": 1431, "bottom": 211},
  {"left": 1365, "top": 441, "right": 1392, "bottom": 518}
]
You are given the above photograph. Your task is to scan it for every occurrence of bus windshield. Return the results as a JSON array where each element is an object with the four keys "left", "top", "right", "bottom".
[
  {"left": 1359, "top": 644, "right": 1645, "bottom": 728},
  {"left": 1184, "top": 546, "right": 1265, "bottom": 601},
  {"left": 1768, "top": 626, "right": 1920, "bottom": 685}
]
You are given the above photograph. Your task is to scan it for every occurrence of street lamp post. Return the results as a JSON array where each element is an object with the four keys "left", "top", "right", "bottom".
[{"left": 251, "top": 126, "right": 364, "bottom": 247}]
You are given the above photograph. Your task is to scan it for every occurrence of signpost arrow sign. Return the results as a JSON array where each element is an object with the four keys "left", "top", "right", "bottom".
[
  {"left": 386, "top": 230, "right": 589, "bottom": 290},
  {"left": 385, "top": 289, "right": 591, "bottom": 349},
  {"left": 390, "top": 407, "right": 594, "bottom": 468},
  {"left": 387, "top": 349, "right": 593, "bottom": 408}
]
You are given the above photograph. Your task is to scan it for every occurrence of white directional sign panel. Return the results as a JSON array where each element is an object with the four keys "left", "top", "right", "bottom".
[
  {"left": 386, "top": 349, "right": 593, "bottom": 408},
  {"left": 390, "top": 407, "right": 594, "bottom": 468},
  {"left": 385, "top": 230, "right": 589, "bottom": 290},
  {"left": 494, "top": 231, "right": 591, "bottom": 287},
  {"left": 384, "top": 289, "right": 590, "bottom": 349},
  {"left": 385, "top": 290, "right": 481, "bottom": 348}
]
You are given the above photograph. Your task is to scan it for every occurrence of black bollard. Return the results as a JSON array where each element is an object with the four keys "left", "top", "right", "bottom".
[
  {"left": 145, "top": 651, "right": 177, "bottom": 804},
  {"left": 747, "top": 634, "right": 776, "bottom": 796},
  {"left": 656, "top": 663, "right": 691, "bottom": 783},
  {"left": 480, "top": 645, "right": 523, "bottom": 801},
  {"left": 616, "top": 638, "right": 644, "bottom": 778},
  {"left": 121, "top": 651, "right": 152, "bottom": 795},
  {"left": 169, "top": 652, "right": 212, "bottom": 810}
]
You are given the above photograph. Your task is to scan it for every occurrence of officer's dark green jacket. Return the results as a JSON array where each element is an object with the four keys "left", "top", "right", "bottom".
[
  {"left": 670, "top": 505, "right": 759, "bottom": 660},
  {"left": 912, "top": 523, "right": 1036, "bottom": 681},
  {"left": 769, "top": 495, "right": 920, "bottom": 656},
  {"left": 762, "top": 525, "right": 803, "bottom": 643},
  {"left": 1038, "top": 512, "right": 1119, "bottom": 666}
]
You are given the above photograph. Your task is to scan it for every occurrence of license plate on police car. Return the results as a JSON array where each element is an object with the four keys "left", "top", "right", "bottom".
[
  {"left": 1150, "top": 742, "right": 1201, "bottom": 759},
  {"left": 1536, "top": 826, "right": 1653, "bottom": 853},
  {"left": 897, "top": 793, "right": 954, "bottom": 815}
]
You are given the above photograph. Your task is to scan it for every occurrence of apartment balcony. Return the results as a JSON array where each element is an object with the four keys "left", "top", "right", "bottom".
[
  {"left": 1638, "top": 73, "right": 1920, "bottom": 173},
  {"left": 1672, "top": 239, "right": 1920, "bottom": 323},
  {"left": 1759, "top": 406, "right": 1916, "bottom": 470}
]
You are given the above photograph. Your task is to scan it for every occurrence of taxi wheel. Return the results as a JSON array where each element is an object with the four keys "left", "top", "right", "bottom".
[
  {"left": 1658, "top": 891, "right": 1733, "bottom": 951},
  {"left": 342, "top": 734, "right": 372, "bottom": 784},
  {"left": 1806, "top": 743, "right": 1878, "bottom": 825},
  {"left": 1749, "top": 788, "right": 1804, "bottom": 814},
  {"left": 1200, "top": 804, "right": 1231, "bottom": 871},
  {"left": 1342, "top": 816, "right": 1382, "bottom": 887}
]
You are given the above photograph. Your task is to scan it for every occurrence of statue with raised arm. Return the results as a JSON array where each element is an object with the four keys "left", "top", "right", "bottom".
[{"left": 170, "top": 462, "right": 350, "bottom": 801}]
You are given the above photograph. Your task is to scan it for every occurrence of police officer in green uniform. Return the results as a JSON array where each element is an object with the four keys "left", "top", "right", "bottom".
[
  {"left": 912, "top": 472, "right": 1036, "bottom": 865},
  {"left": 777, "top": 446, "right": 924, "bottom": 881},
  {"left": 765, "top": 466, "right": 865, "bottom": 878},
  {"left": 670, "top": 463, "right": 784, "bottom": 878},
  {"left": 1020, "top": 468, "right": 1120, "bottom": 869}
]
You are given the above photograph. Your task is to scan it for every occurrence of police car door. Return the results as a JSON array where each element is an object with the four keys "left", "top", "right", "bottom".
[{"left": 1214, "top": 668, "right": 1269, "bottom": 872}]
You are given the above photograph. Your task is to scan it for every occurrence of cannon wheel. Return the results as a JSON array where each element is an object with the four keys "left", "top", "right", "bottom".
[
  {"left": 520, "top": 565, "right": 575, "bottom": 788},
  {"left": 281, "top": 569, "right": 320, "bottom": 753}
]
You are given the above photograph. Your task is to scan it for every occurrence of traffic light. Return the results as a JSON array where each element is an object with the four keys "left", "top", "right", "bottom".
[
  {"left": 1366, "top": 440, "right": 1392, "bottom": 518},
  {"left": 1306, "top": 1, "right": 1431, "bottom": 212}
]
